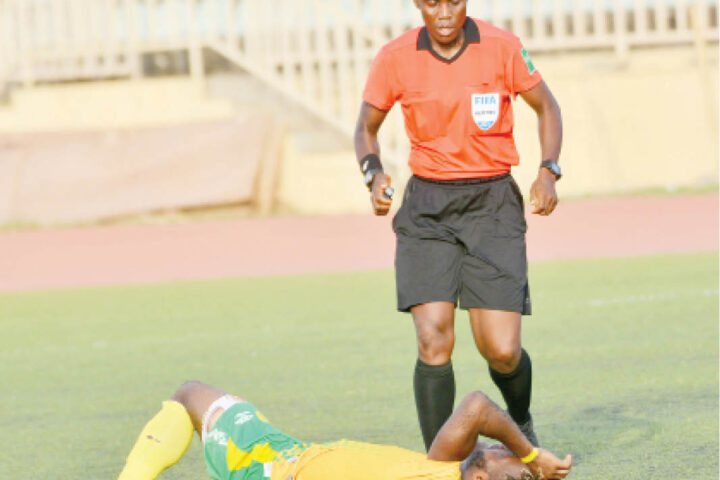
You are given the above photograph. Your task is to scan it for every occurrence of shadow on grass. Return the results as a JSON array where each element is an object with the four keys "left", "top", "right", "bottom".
[{"left": 541, "top": 388, "right": 718, "bottom": 479}]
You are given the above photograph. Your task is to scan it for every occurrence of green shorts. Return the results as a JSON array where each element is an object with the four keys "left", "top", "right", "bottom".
[
  {"left": 393, "top": 174, "right": 531, "bottom": 314},
  {"left": 203, "top": 401, "right": 306, "bottom": 480}
]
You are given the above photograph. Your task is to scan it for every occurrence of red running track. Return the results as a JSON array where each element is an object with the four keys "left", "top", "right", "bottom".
[{"left": 0, "top": 194, "right": 716, "bottom": 292}]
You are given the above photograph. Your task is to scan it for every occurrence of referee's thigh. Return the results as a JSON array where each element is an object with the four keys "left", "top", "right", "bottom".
[{"left": 395, "top": 234, "right": 463, "bottom": 312}]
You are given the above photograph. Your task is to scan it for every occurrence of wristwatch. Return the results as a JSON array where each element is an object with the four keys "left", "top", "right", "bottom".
[
  {"left": 540, "top": 160, "right": 562, "bottom": 180},
  {"left": 364, "top": 169, "right": 383, "bottom": 191}
]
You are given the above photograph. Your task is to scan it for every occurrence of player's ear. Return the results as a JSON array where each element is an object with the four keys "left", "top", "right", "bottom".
[
  {"left": 471, "top": 470, "right": 489, "bottom": 480},
  {"left": 462, "top": 467, "right": 489, "bottom": 480},
  {"left": 413, "top": 0, "right": 421, "bottom": 9}
]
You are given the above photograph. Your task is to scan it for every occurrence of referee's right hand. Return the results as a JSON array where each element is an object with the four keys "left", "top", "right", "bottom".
[{"left": 370, "top": 173, "right": 393, "bottom": 216}]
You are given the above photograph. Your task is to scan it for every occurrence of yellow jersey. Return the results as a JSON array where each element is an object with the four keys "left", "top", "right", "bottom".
[{"left": 271, "top": 440, "right": 461, "bottom": 480}]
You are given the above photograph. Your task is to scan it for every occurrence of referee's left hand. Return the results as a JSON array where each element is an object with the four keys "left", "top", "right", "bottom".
[
  {"left": 371, "top": 173, "right": 393, "bottom": 216},
  {"left": 529, "top": 169, "right": 558, "bottom": 216}
]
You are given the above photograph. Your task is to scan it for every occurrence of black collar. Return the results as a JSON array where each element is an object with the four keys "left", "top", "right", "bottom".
[{"left": 416, "top": 17, "right": 480, "bottom": 64}]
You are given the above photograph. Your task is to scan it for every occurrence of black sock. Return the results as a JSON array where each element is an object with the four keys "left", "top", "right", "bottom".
[
  {"left": 413, "top": 359, "right": 456, "bottom": 451},
  {"left": 489, "top": 348, "right": 532, "bottom": 425}
]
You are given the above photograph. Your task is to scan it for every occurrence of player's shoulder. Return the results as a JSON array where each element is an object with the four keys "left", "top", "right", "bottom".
[
  {"left": 471, "top": 17, "right": 524, "bottom": 49},
  {"left": 376, "top": 27, "right": 423, "bottom": 59}
]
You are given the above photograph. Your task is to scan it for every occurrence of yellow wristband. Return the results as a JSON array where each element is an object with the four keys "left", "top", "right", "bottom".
[{"left": 520, "top": 448, "right": 539, "bottom": 464}]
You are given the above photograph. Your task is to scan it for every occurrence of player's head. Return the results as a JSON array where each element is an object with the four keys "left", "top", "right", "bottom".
[
  {"left": 461, "top": 444, "right": 534, "bottom": 480},
  {"left": 414, "top": 0, "right": 468, "bottom": 47}
]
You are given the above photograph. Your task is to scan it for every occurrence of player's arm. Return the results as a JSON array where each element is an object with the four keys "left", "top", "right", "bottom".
[
  {"left": 428, "top": 391, "right": 572, "bottom": 479},
  {"left": 520, "top": 80, "right": 563, "bottom": 216},
  {"left": 354, "top": 101, "right": 392, "bottom": 216}
]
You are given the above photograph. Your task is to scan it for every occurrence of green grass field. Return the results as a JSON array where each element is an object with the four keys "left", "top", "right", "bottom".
[{"left": 1, "top": 252, "right": 717, "bottom": 479}]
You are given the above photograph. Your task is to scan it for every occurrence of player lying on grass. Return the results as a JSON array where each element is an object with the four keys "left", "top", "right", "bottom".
[{"left": 118, "top": 380, "right": 572, "bottom": 480}]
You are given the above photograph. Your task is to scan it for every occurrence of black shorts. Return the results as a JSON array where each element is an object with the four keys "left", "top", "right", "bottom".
[{"left": 392, "top": 174, "right": 531, "bottom": 314}]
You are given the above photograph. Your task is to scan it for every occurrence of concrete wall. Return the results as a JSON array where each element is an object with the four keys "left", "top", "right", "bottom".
[
  {"left": 0, "top": 117, "right": 279, "bottom": 225},
  {"left": 0, "top": 79, "right": 279, "bottom": 226},
  {"left": 512, "top": 44, "right": 719, "bottom": 198}
]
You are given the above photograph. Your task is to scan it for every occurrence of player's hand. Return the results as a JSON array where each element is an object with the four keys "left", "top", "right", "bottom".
[
  {"left": 529, "top": 169, "right": 558, "bottom": 216},
  {"left": 527, "top": 448, "right": 572, "bottom": 479},
  {"left": 370, "top": 173, "right": 393, "bottom": 216}
]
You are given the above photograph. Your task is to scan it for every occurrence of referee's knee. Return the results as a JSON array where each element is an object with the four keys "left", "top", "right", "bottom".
[
  {"left": 484, "top": 346, "right": 521, "bottom": 373},
  {"left": 416, "top": 334, "right": 455, "bottom": 364}
]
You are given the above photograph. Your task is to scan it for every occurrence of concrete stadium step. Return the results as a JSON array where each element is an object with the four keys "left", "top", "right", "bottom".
[
  {"left": 206, "top": 71, "right": 372, "bottom": 215},
  {"left": 0, "top": 78, "right": 235, "bottom": 133},
  {"left": 206, "top": 72, "right": 352, "bottom": 154}
]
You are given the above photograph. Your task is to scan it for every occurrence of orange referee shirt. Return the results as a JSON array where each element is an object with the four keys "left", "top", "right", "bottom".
[{"left": 363, "top": 17, "right": 542, "bottom": 180}]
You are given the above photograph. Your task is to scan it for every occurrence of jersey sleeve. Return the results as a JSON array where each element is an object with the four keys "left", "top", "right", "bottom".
[
  {"left": 362, "top": 47, "right": 397, "bottom": 111},
  {"left": 507, "top": 38, "right": 542, "bottom": 96}
]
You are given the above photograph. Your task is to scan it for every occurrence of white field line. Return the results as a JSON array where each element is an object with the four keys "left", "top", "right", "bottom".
[{"left": 586, "top": 288, "right": 718, "bottom": 308}]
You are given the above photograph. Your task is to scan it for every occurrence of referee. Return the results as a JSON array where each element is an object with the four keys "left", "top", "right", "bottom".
[{"left": 354, "top": 1, "right": 562, "bottom": 451}]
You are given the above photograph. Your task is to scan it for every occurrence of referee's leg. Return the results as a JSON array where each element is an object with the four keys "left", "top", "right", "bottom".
[
  {"left": 469, "top": 309, "right": 536, "bottom": 445},
  {"left": 395, "top": 233, "right": 463, "bottom": 452},
  {"left": 411, "top": 301, "right": 457, "bottom": 452}
]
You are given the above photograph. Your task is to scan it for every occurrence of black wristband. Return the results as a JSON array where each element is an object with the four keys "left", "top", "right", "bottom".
[{"left": 359, "top": 153, "right": 383, "bottom": 174}]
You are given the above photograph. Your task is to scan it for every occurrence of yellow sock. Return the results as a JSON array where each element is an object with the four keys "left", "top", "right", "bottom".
[{"left": 118, "top": 400, "right": 194, "bottom": 480}]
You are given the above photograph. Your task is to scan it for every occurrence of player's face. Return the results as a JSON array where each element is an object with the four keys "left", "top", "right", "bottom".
[
  {"left": 414, "top": 0, "right": 467, "bottom": 46},
  {"left": 482, "top": 446, "right": 534, "bottom": 480}
]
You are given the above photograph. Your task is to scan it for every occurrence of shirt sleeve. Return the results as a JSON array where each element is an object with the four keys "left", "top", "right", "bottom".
[
  {"left": 507, "top": 38, "right": 542, "bottom": 96},
  {"left": 362, "top": 47, "right": 397, "bottom": 111}
]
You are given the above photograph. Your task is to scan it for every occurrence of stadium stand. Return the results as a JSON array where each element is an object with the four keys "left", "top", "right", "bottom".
[{"left": 0, "top": 0, "right": 717, "bottom": 224}]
